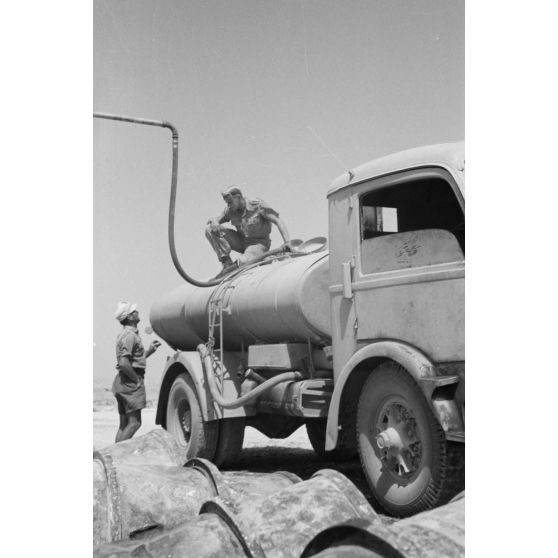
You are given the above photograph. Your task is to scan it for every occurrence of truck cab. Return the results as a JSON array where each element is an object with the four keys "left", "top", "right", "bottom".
[{"left": 325, "top": 142, "right": 465, "bottom": 515}]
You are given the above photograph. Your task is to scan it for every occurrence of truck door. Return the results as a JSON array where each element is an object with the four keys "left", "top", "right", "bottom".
[{"left": 353, "top": 168, "right": 465, "bottom": 362}]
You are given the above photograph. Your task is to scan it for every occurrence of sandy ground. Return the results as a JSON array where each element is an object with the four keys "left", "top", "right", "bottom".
[
  {"left": 93, "top": 408, "right": 374, "bottom": 502},
  {"left": 93, "top": 408, "right": 312, "bottom": 452},
  {"left": 94, "top": 408, "right": 162, "bottom": 451}
]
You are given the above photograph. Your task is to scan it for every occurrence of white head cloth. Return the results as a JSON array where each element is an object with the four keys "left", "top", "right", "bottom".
[{"left": 114, "top": 301, "right": 138, "bottom": 322}]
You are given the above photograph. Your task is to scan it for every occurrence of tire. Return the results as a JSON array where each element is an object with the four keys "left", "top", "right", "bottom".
[
  {"left": 214, "top": 417, "right": 245, "bottom": 467},
  {"left": 357, "top": 362, "right": 464, "bottom": 517},
  {"left": 305, "top": 419, "right": 357, "bottom": 461},
  {"left": 311, "top": 546, "right": 382, "bottom": 558},
  {"left": 166, "top": 373, "right": 219, "bottom": 462}
]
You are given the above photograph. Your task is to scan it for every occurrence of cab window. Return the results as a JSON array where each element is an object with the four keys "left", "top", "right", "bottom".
[{"left": 360, "top": 176, "right": 465, "bottom": 253}]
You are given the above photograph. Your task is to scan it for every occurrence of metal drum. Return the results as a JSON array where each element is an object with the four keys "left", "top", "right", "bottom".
[
  {"left": 94, "top": 469, "right": 381, "bottom": 558},
  {"left": 94, "top": 429, "right": 186, "bottom": 545},
  {"left": 94, "top": 428, "right": 185, "bottom": 469},
  {"left": 93, "top": 460, "right": 111, "bottom": 547},
  {"left": 93, "top": 456, "right": 301, "bottom": 546},
  {"left": 301, "top": 494, "right": 465, "bottom": 558},
  {"left": 386, "top": 493, "right": 465, "bottom": 557},
  {"left": 149, "top": 252, "right": 331, "bottom": 350}
]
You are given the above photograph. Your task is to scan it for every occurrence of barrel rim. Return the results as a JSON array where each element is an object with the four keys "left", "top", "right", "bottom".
[{"left": 199, "top": 498, "right": 266, "bottom": 558}]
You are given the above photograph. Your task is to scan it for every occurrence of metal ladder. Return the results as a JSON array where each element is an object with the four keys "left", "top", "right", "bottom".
[{"left": 207, "top": 283, "right": 234, "bottom": 381}]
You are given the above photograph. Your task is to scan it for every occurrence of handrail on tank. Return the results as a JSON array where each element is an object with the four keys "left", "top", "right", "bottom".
[{"left": 94, "top": 111, "right": 228, "bottom": 287}]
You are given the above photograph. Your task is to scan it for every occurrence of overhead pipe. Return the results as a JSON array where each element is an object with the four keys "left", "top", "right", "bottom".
[{"left": 94, "top": 112, "right": 224, "bottom": 287}]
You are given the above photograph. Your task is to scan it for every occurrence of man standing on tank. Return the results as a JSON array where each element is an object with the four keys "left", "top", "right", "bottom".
[
  {"left": 112, "top": 302, "right": 161, "bottom": 442},
  {"left": 205, "top": 186, "right": 291, "bottom": 275}
]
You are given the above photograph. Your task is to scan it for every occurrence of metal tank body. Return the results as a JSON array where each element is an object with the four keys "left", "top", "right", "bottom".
[{"left": 149, "top": 252, "right": 331, "bottom": 351}]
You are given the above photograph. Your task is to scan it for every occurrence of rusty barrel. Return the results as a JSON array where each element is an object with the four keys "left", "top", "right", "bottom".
[
  {"left": 94, "top": 460, "right": 111, "bottom": 547},
  {"left": 94, "top": 429, "right": 185, "bottom": 469},
  {"left": 386, "top": 492, "right": 465, "bottom": 557},
  {"left": 93, "top": 456, "right": 301, "bottom": 546},
  {"left": 94, "top": 429, "right": 185, "bottom": 545},
  {"left": 301, "top": 493, "right": 465, "bottom": 558},
  {"left": 94, "top": 469, "right": 380, "bottom": 558}
]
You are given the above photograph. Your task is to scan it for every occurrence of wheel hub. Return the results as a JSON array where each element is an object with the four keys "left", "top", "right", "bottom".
[
  {"left": 375, "top": 402, "right": 422, "bottom": 479},
  {"left": 177, "top": 401, "right": 192, "bottom": 443}
]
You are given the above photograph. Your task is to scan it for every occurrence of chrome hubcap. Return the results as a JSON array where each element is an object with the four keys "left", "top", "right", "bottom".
[
  {"left": 375, "top": 402, "right": 422, "bottom": 479},
  {"left": 177, "top": 400, "right": 192, "bottom": 443}
]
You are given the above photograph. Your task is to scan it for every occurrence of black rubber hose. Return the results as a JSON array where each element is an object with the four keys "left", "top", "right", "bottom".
[
  {"left": 93, "top": 112, "right": 224, "bottom": 287},
  {"left": 198, "top": 344, "right": 302, "bottom": 409}
]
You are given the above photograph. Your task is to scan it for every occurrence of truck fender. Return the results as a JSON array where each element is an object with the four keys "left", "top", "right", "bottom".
[
  {"left": 155, "top": 351, "right": 221, "bottom": 426},
  {"left": 324, "top": 341, "right": 463, "bottom": 451}
]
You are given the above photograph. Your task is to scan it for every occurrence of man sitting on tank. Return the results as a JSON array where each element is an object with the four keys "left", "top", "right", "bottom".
[{"left": 205, "top": 186, "right": 291, "bottom": 276}]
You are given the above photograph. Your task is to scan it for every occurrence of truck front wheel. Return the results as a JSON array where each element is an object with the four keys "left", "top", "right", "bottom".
[
  {"left": 357, "top": 362, "right": 464, "bottom": 517},
  {"left": 166, "top": 373, "right": 219, "bottom": 462}
]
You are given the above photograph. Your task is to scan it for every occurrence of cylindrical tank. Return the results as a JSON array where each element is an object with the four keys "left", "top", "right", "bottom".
[
  {"left": 93, "top": 456, "right": 301, "bottom": 546},
  {"left": 94, "top": 469, "right": 380, "bottom": 558},
  {"left": 149, "top": 252, "right": 331, "bottom": 351}
]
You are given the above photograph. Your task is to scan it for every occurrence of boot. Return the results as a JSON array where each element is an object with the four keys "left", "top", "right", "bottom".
[
  {"left": 219, "top": 255, "right": 234, "bottom": 268},
  {"left": 215, "top": 258, "right": 238, "bottom": 279}
]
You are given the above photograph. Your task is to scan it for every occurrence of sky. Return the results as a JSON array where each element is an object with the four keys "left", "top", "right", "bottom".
[{"left": 94, "top": 0, "right": 464, "bottom": 386}]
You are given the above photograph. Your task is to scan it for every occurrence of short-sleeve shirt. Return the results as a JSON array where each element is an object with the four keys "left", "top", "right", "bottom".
[
  {"left": 115, "top": 326, "right": 146, "bottom": 371},
  {"left": 218, "top": 198, "right": 279, "bottom": 247}
]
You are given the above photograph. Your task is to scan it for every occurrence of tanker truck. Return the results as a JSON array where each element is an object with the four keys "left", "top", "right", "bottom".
[
  {"left": 94, "top": 113, "right": 464, "bottom": 518},
  {"left": 150, "top": 142, "right": 465, "bottom": 518}
]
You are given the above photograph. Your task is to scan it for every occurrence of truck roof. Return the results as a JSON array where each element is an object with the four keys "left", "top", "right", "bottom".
[{"left": 327, "top": 141, "right": 465, "bottom": 197}]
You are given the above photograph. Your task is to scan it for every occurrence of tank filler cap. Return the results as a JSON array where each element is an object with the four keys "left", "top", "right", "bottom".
[{"left": 295, "top": 237, "right": 327, "bottom": 254}]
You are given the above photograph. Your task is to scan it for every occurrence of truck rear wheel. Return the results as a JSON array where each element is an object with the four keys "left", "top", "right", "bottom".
[
  {"left": 306, "top": 418, "right": 357, "bottom": 462},
  {"left": 357, "top": 362, "right": 464, "bottom": 517},
  {"left": 166, "top": 373, "right": 219, "bottom": 462},
  {"left": 214, "top": 417, "right": 245, "bottom": 467}
]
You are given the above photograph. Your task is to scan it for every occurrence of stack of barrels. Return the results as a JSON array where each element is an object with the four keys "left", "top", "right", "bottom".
[{"left": 93, "top": 429, "right": 464, "bottom": 558}]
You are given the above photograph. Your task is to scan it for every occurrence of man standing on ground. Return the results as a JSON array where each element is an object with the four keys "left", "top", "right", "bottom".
[
  {"left": 112, "top": 302, "right": 161, "bottom": 442},
  {"left": 205, "top": 186, "right": 291, "bottom": 275}
]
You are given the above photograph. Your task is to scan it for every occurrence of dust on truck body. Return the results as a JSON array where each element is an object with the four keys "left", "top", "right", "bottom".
[{"left": 150, "top": 141, "right": 465, "bottom": 518}]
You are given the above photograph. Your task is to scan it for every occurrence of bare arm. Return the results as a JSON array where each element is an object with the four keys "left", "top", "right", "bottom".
[
  {"left": 267, "top": 214, "right": 290, "bottom": 244},
  {"left": 144, "top": 340, "right": 161, "bottom": 358},
  {"left": 207, "top": 208, "right": 230, "bottom": 232},
  {"left": 117, "top": 355, "right": 140, "bottom": 383},
  {"left": 206, "top": 218, "right": 220, "bottom": 233}
]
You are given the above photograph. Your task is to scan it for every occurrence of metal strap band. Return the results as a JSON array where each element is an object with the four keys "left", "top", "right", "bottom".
[{"left": 93, "top": 450, "right": 123, "bottom": 541}]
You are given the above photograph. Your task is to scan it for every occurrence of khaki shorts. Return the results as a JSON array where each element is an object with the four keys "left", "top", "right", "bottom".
[{"left": 112, "top": 372, "right": 146, "bottom": 415}]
